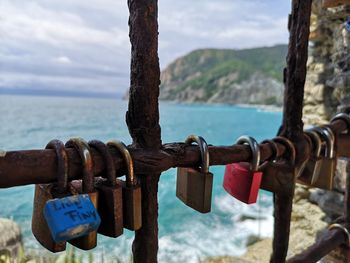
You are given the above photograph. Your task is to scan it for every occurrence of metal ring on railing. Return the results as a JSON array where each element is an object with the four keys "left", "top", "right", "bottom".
[
  {"left": 329, "top": 223, "right": 350, "bottom": 248},
  {"left": 261, "top": 139, "right": 280, "bottom": 161}
]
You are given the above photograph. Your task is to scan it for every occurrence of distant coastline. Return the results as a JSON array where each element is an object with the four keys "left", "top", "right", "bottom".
[
  {"left": 0, "top": 87, "right": 122, "bottom": 100},
  {"left": 2, "top": 91, "right": 282, "bottom": 113},
  {"left": 157, "top": 99, "right": 283, "bottom": 112},
  {"left": 236, "top": 103, "right": 282, "bottom": 112}
]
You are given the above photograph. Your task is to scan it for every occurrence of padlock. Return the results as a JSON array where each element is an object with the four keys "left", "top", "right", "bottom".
[
  {"left": 88, "top": 140, "right": 123, "bottom": 238},
  {"left": 297, "top": 130, "right": 323, "bottom": 186},
  {"left": 336, "top": 134, "right": 350, "bottom": 157},
  {"left": 32, "top": 140, "right": 70, "bottom": 252},
  {"left": 223, "top": 136, "right": 262, "bottom": 204},
  {"left": 107, "top": 140, "right": 142, "bottom": 231},
  {"left": 44, "top": 194, "right": 101, "bottom": 242},
  {"left": 346, "top": 20, "right": 350, "bottom": 32},
  {"left": 331, "top": 113, "right": 350, "bottom": 157},
  {"left": 260, "top": 137, "right": 296, "bottom": 194},
  {"left": 176, "top": 135, "right": 213, "bottom": 213},
  {"left": 65, "top": 138, "right": 100, "bottom": 250},
  {"left": 311, "top": 126, "right": 336, "bottom": 190}
]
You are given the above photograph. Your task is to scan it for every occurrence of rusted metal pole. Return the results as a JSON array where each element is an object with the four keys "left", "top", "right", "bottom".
[
  {"left": 286, "top": 228, "right": 347, "bottom": 263},
  {"left": 0, "top": 143, "right": 279, "bottom": 188},
  {"left": 279, "top": 0, "right": 312, "bottom": 153},
  {"left": 126, "top": 0, "right": 162, "bottom": 261},
  {"left": 0, "top": 117, "right": 348, "bottom": 189},
  {"left": 272, "top": 0, "right": 312, "bottom": 262}
]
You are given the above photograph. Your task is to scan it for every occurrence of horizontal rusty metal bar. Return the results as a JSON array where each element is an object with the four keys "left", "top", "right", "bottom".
[
  {"left": 286, "top": 227, "right": 348, "bottom": 263},
  {"left": 0, "top": 143, "right": 276, "bottom": 188},
  {"left": 0, "top": 119, "right": 347, "bottom": 189}
]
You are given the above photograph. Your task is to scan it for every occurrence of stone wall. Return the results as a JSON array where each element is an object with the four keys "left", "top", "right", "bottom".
[
  {"left": 303, "top": 1, "right": 350, "bottom": 219},
  {"left": 304, "top": 2, "right": 350, "bottom": 125},
  {"left": 303, "top": 3, "right": 350, "bottom": 262}
]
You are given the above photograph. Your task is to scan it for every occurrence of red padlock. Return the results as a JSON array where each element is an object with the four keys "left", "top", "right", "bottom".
[{"left": 223, "top": 136, "right": 262, "bottom": 204}]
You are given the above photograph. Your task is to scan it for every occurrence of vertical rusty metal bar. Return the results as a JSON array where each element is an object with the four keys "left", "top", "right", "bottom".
[
  {"left": 279, "top": 0, "right": 312, "bottom": 142},
  {"left": 126, "top": 0, "right": 162, "bottom": 262},
  {"left": 272, "top": 1, "right": 312, "bottom": 262},
  {"left": 343, "top": 161, "right": 350, "bottom": 262},
  {"left": 286, "top": 229, "right": 346, "bottom": 263},
  {"left": 271, "top": 190, "right": 295, "bottom": 263}
]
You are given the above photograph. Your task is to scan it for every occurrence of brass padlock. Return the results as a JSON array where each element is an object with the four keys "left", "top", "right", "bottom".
[
  {"left": 65, "top": 138, "right": 98, "bottom": 250},
  {"left": 297, "top": 130, "right": 323, "bottom": 186},
  {"left": 260, "top": 137, "right": 296, "bottom": 194},
  {"left": 32, "top": 140, "right": 71, "bottom": 252},
  {"left": 311, "top": 126, "right": 336, "bottom": 190},
  {"left": 176, "top": 135, "right": 213, "bottom": 213},
  {"left": 88, "top": 140, "right": 123, "bottom": 238},
  {"left": 107, "top": 141, "right": 142, "bottom": 231},
  {"left": 331, "top": 113, "right": 350, "bottom": 157}
]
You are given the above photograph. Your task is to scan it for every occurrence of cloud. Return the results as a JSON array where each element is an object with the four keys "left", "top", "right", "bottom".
[
  {"left": 158, "top": 0, "right": 290, "bottom": 67},
  {"left": 54, "top": 56, "right": 72, "bottom": 64},
  {"left": 0, "top": 0, "right": 290, "bottom": 95}
]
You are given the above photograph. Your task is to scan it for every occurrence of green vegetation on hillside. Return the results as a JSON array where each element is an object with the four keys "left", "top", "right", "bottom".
[{"left": 160, "top": 45, "right": 287, "bottom": 104}]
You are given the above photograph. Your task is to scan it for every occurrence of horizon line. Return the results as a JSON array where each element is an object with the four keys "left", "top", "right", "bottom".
[{"left": 0, "top": 87, "right": 124, "bottom": 100}]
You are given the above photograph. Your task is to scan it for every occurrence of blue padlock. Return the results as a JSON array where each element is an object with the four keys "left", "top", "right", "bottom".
[
  {"left": 345, "top": 20, "right": 350, "bottom": 32},
  {"left": 44, "top": 194, "right": 101, "bottom": 242}
]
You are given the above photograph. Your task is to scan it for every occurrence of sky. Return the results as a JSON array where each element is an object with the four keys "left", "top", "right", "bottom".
[{"left": 0, "top": 0, "right": 291, "bottom": 96}]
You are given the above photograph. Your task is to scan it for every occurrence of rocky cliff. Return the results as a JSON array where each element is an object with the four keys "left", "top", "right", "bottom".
[{"left": 160, "top": 45, "right": 287, "bottom": 105}]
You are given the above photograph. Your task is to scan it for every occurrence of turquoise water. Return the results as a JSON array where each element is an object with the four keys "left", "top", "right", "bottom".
[{"left": 0, "top": 95, "right": 282, "bottom": 262}]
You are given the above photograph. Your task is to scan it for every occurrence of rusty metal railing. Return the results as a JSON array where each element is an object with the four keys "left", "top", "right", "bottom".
[
  {"left": 2, "top": 0, "right": 350, "bottom": 262},
  {"left": 0, "top": 119, "right": 348, "bottom": 189},
  {"left": 287, "top": 166, "right": 350, "bottom": 263}
]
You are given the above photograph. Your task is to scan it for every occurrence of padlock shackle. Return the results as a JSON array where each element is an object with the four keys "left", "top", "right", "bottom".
[
  {"left": 272, "top": 137, "right": 296, "bottom": 164},
  {"left": 45, "top": 140, "right": 68, "bottom": 194},
  {"left": 331, "top": 113, "right": 350, "bottom": 135},
  {"left": 314, "top": 126, "right": 335, "bottom": 158},
  {"left": 261, "top": 139, "right": 280, "bottom": 161},
  {"left": 184, "top": 135, "right": 210, "bottom": 174},
  {"left": 88, "top": 140, "right": 116, "bottom": 187},
  {"left": 304, "top": 130, "right": 322, "bottom": 158},
  {"left": 65, "top": 138, "right": 94, "bottom": 193},
  {"left": 236, "top": 136, "right": 260, "bottom": 171},
  {"left": 107, "top": 141, "right": 136, "bottom": 187}
]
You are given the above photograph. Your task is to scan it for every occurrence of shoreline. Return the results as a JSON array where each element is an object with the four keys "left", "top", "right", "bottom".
[
  {"left": 236, "top": 103, "right": 282, "bottom": 112},
  {"left": 1, "top": 94, "right": 282, "bottom": 113},
  {"left": 159, "top": 99, "right": 283, "bottom": 113}
]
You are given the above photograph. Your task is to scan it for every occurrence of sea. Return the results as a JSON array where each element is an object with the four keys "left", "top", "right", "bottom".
[{"left": 0, "top": 95, "right": 282, "bottom": 262}]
